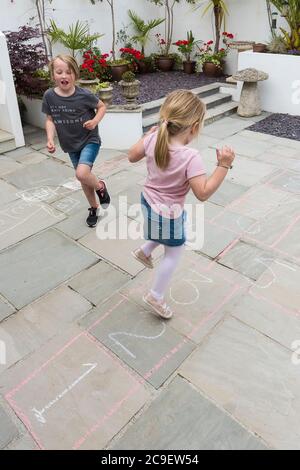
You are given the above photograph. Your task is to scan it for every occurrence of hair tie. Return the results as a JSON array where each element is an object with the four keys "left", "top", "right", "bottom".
[{"left": 162, "top": 119, "right": 169, "bottom": 126}]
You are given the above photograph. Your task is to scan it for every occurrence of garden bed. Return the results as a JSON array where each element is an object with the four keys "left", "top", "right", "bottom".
[
  {"left": 248, "top": 113, "right": 300, "bottom": 141},
  {"left": 112, "top": 71, "right": 227, "bottom": 105}
]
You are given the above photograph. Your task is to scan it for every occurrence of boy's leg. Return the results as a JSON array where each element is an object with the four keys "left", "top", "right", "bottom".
[{"left": 80, "top": 182, "right": 99, "bottom": 209}]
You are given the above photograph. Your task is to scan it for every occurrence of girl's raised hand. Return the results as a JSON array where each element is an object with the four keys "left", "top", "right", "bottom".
[{"left": 216, "top": 146, "right": 235, "bottom": 167}]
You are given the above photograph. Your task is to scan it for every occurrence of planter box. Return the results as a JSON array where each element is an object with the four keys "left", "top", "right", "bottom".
[
  {"left": 22, "top": 96, "right": 45, "bottom": 129},
  {"left": 22, "top": 96, "right": 143, "bottom": 150},
  {"left": 238, "top": 51, "right": 300, "bottom": 116}
]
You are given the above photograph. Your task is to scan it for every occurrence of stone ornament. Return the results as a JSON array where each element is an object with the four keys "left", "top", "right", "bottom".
[{"left": 232, "top": 67, "right": 269, "bottom": 117}]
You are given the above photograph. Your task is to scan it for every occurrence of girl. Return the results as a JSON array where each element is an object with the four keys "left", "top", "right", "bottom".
[
  {"left": 42, "top": 54, "right": 110, "bottom": 227},
  {"left": 128, "top": 89, "right": 235, "bottom": 319}
]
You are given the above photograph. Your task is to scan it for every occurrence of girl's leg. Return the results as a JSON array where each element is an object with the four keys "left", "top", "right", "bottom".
[
  {"left": 150, "top": 245, "right": 185, "bottom": 300},
  {"left": 140, "top": 240, "right": 160, "bottom": 257}
]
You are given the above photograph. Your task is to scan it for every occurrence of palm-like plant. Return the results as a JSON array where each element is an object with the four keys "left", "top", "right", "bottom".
[
  {"left": 47, "top": 20, "right": 103, "bottom": 57},
  {"left": 269, "top": 0, "right": 300, "bottom": 50},
  {"left": 128, "top": 10, "right": 165, "bottom": 55},
  {"left": 187, "top": 0, "right": 228, "bottom": 53}
]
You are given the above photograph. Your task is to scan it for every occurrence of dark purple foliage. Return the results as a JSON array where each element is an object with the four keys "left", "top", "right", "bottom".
[{"left": 5, "top": 25, "right": 49, "bottom": 98}]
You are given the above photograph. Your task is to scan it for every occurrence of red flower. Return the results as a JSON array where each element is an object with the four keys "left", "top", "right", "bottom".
[
  {"left": 207, "top": 40, "right": 214, "bottom": 45},
  {"left": 227, "top": 33, "right": 234, "bottom": 39}
]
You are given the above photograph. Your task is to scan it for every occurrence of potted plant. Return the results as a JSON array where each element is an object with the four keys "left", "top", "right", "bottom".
[
  {"left": 155, "top": 33, "right": 174, "bottom": 71},
  {"left": 108, "top": 56, "right": 130, "bottom": 82},
  {"left": 120, "top": 47, "right": 144, "bottom": 73},
  {"left": 269, "top": 0, "right": 300, "bottom": 52},
  {"left": 197, "top": 32, "right": 233, "bottom": 76},
  {"left": 119, "top": 71, "right": 140, "bottom": 109},
  {"left": 127, "top": 10, "right": 164, "bottom": 72},
  {"left": 94, "top": 82, "right": 114, "bottom": 107},
  {"left": 78, "top": 65, "right": 100, "bottom": 90},
  {"left": 174, "top": 31, "right": 202, "bottom": 73}
]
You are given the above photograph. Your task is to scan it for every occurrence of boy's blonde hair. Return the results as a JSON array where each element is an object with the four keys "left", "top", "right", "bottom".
[
  {"left": 48, "top": 54, "right": 80, "bottom": 80},
  {"left": 154, "top": 90, "right": 206, "bottom": 170}
]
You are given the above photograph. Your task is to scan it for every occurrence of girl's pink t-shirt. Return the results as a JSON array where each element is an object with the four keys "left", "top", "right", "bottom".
[{"left": 142, "top": 131, "right": 206, "bottom": 216}]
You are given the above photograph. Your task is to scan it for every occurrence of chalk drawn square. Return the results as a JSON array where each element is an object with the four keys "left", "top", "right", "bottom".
[
  {"left": 83, "top": 293, "right": 196, "bottom": 389},
  {"left": 3, "top": 325, "right": 149, "bottom": 450},
  {"left": 121, "top": 251, "right": 245, "bottom": 344}
]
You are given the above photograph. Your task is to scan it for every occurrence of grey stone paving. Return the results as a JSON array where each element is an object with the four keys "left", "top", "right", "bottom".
[{"left": 0, "top": 116, "right": 299, "bottom": 449}]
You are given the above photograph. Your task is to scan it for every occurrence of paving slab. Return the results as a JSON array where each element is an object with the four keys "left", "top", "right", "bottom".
[
  {"left": 113, "top": 376, "right": 267, "bottom": 450},
  {"left": 212, "top": 134, "right": 274, "bottom": 158},
  {"left": 51, "top": 190, "right": 87, "bottom": 215},
  {"left": 180, "top": 317, "right": 300, "bottom": 449},
  {"left": 199, "top": 221, "right": 238, "bottom": 258},
  {"left": 3, "top": 146, "right": 33, "bottom": 159},
  {"left": 270, "top": 171, "right": 300, "bottom": 195},
  {"left": 0, "top": 286, "right": 92, "bottom": 374},
  {"left": 0, "top": 296, "right": 15, "bottom": 322},
  {"left": 0, "top": 180, "right": 19, "bottom": 207},
  {"left": 202, "top": 116, "right": 256, "bottom": 140},
  {"left": 4, "top": 149, "right": 48, "bottom": 165},
  {"left": 0, "top": 404, "right": 19, "bottom": 449},
  {"left": 218, "top": 241, "right": 275, "bottom": 281},
  {"left": 0, "top": 156, "right": 24, "bottom": 177},
  {"left": 0, "top": 199, "right": 65, "bottom": 251},
  {"left": 209, "top": 180, "right": 249, "bottom": 207},
  {"left": 69, "top": 260, "right": 131, "bottom": 306},
  {"left": 1, "top": 325, "right": 150, "bottom": 450},
  {"left": 55, "top": 208, "right": 96, "bottom": 240},
  {"left": 229, "top": 184, "right": 290, "bottom": 220},
  {"left": 6, "top": 433, "right": 39, "bottom": 450},
  {"left": 105, "top": 170, "right": 145, "bottom": 196},
  {"left": 80, "top": 293, "right": 196, "bottom": 388},
  {"left": 4, "top": 159, "right": 74, "bottom": 191},
  {"left": 250, "top": 259, "right": 300, "bottom": 314},
  {"left": 231, "top": 293, "right": 300, "bottom": 350},
  {"left": 0, "top": 229, "right": 98, "bottom": 309}
]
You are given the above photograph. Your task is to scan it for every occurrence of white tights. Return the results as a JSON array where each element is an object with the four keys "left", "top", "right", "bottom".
[{"left": 140, "top": 241, "right": 184, "bottom": 300}]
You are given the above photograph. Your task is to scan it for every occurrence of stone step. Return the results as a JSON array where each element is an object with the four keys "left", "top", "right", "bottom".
[
  {"left": 0, "top": 130, "right": 16, "bottom": 154},
  {"left": 142, "top": 82, "right": 225, "bottom": 117},
  {"left": 142, "top": 100, "right": 238, "bottom": 132}
]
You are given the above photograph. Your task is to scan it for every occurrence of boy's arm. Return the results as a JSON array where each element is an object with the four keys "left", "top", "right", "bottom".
[
  {"left": 83, "top": 100, "right": 106, "bottom": 130},
  {"left": 45, "top": 115, "right": 56, "bottom": 153},
  {"left": 189, "top": 146, "right": 235, "bottom": 202},
  {"left": 128, "top": 126, "right": 158, "bottom": 163}
]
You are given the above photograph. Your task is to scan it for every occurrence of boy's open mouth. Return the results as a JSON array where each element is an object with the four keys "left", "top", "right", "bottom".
[{"left": 60, "top": 79, "right": 69, "bottom": 86}]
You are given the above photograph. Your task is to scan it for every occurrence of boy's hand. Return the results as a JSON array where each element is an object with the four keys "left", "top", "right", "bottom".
[
  {"left": 83, "top": 119, "right": 97, "bottom": 130},
  {"left": 216, "top": 146, "right": 235, "bottom": 167},
  {"left": 47, "top": 140, "right": 56, "bottom": 154}
]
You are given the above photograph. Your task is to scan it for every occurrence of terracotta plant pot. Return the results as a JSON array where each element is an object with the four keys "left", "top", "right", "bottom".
[
  {"left": 253, "top": 43, "right": 267, "bottom": 53},
  {"left": 119, "top": 79, "right": 140, "bottom": 109},
  {"left": 203, "top": 62, "right": 223, "bottom": 77},
  {"left": 110, "top": 64, "right": 129, "bottom": 82},
  {"left": 137, "top": 60, "right": 152, "bottom": 74},
  {"left": 183, "top": 61, "right": 196, "bottom": 74},
  {"left": 77, "top": 78, "right": 99, "bottom": 92},
  {"left": 156, "top": 56, "right": 174, "bottom": 72}
]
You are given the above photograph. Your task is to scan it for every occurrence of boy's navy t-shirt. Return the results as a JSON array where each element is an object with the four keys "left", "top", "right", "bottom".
[{"left": 42, "top": 86, "right": 101, "bottom": 153}]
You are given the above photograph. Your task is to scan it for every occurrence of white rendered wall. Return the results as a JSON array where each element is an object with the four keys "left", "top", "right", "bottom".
[
  {"left": 238, "top": 51, "right": 300, "bottom": 116},
  {"left": 0, "top": 31, "right": 24, "bottom": 147}
]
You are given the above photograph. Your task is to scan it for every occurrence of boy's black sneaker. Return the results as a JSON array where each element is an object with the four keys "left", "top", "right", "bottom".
[
  {"left": 96, "top": 180, "right": 110, "bottom": 209},
  {"left": 86, "top": 207, "right": 98, "bottom": 227}
]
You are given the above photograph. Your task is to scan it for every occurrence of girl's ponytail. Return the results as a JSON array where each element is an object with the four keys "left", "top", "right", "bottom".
[{"left": 154, "top": 121, "right": 170, "bottom": 170}]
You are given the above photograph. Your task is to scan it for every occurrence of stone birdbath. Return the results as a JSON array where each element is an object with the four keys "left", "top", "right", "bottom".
[{"left": 232, "top": 68, "right": 269, "bottom": 117}]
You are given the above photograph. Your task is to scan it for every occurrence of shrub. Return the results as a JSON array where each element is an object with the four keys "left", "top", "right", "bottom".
[
  {"left": 5, "top": 26, "right": 48, "bottom": 98},
  {"left": 121, "top": 71, "right": 136, "bottom": 82}
]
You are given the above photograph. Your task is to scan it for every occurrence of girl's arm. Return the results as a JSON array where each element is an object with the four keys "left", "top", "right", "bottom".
[
  {"left": 189, "top": 146, "right": 235, "bottom": 202},
  {"left": 128, "top": 126, "right": 158, "bottom": 163},
  {"left": 45, "top": 115, "right": 56, "bottom": 153},
  {"left": 83, "top": 100, "right": 106, "bottom": 130}
]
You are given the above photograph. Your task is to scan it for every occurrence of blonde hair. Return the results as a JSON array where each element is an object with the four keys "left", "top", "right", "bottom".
[
  {"left": 154, "top": 89, "right": 206, "bottom": 170},
  {"left": 48, "top": 54, "right": 80, "bottom": 80}
]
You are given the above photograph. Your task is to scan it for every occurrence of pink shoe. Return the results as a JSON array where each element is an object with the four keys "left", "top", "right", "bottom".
[
  {"left": 131, "top": 248, "right": 154, "bottom": 269},
  {"left": 143, "top": 292, "right": 173, "bottom": 320}
]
